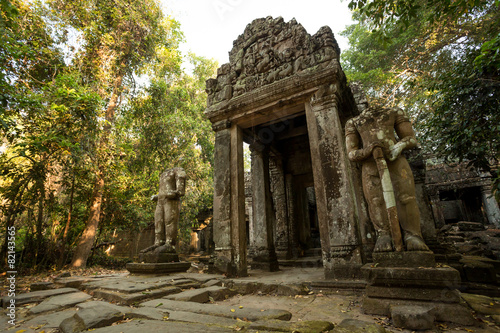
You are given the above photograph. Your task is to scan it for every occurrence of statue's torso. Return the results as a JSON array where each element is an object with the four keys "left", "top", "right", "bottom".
[{"left": 350, "top": 107, "right": 408, "bottom": 151}]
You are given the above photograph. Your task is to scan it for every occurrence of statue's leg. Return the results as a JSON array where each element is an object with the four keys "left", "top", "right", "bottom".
[
  {"left": 163, "top": 200, "right": 179, "bottom": 252},
  {"left": 362, "top": 162, "right": 393, "bottom": 252},
  {"left": 154, "top": 201, "right": 165, "bottom": 246},
  {"left": 390, "top": 158, "right": 429, "bottom": 251}
]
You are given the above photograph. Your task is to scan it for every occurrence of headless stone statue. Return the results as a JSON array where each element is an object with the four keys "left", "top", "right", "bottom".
[
  {"left": 141, "top": 167, "right": 186, "bottom": 256},
  {"left": 345, "top": 106, "right": 429, "bottom": 253}
]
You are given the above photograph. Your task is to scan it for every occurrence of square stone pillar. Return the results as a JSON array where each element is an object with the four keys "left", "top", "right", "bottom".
[
  {"left": 212, "top": 122, "right": 247, "bottom": 277},
  {"left": 270, "top": 155, "right": 292, "bottom": 259},
  {"left": 230, "top": 124, "right": 247, "bottom": 276},
  {"left": 305, "top": 89, "right": 363, "bottom": 279},
  {"left": 250, "top": 144, "right": 279, "bottom": 271}
]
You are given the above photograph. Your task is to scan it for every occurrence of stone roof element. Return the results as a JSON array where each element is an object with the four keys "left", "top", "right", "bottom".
[{"left": 206, "top": 16, "right": 341, "bottom": 108}]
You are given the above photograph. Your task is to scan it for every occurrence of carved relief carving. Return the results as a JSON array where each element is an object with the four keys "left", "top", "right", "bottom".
[{"left": 206, "top": 16, "right": 341, "bottom": 107}]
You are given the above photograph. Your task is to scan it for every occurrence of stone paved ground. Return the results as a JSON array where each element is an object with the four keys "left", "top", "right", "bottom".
[{"left": 1, "top": 267, "right": 500, "bottom": 333}]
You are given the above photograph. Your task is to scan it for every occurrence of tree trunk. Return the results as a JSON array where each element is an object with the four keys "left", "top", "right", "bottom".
[
  {"left": 70, "top": 73, "right": 124, "bottom": 269},
  {"left": 58, "top": 174, "right": 75, "bottom": 269},
  {"left": 71, "top": 171, "right": 104, "bottom": 268}
]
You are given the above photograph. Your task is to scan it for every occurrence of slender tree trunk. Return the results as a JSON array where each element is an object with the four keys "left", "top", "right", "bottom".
[
  {"left": 70, "top": 73, "right": 124, "bottom": 268},
  {"left": 36, "top": 182, "right": 45, "bottom": 263},
  {"left": 58, "top": 174, "right": 75, "bottom": 269}
]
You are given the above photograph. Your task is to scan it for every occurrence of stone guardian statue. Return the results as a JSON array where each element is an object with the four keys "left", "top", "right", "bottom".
[
  {"left": 140, "top": 167, "right": 186, "bottom": 259},
  {"left": 345, "top": 105, "right": 429, "bottom": 253}
]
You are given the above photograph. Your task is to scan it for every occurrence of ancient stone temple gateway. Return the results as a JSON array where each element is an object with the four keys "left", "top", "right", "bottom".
[{"left": 205, "top": 16, "right": 371, "bottom": 278}]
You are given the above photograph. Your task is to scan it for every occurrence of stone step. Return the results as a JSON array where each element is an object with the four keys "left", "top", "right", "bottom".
[
  {"left": 228, "top": 280, "right": 307, "bottom": 296},
  {"left": 165, "top": 286, "right": 236, "bottom": 303},
  {"left": 91, "top": 285, "right": 181, "bottom": 305},
  {"left": 278, "top": 256, "right": 323, "bottom": 268},
  {"left": 28, "top": 291, "right": 92, "bottom": 315},
  {"left": 1, "top": 287, "right": 79, "bottom": 308},
  {"left": 140, "top": 298, "right": 292, "bottom": 321},
  {"left": 166, "top": 309, "right": 250, "bottom": 329},
  {"left": 249, "top": 319, "right": 334, "bottom": 332},
  {"left": 85, "top": 319, "right": 237, "bottom": 333}
]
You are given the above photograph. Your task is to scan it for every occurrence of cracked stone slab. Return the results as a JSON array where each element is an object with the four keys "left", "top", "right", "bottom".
[
  {"left": 167, "top": 310, "right": 249, "bottom": 329},
  {"left": 249, "top": 319, "right": 334, "bottom": 332},
  {"left": 82, "top": 279, "right": 173, "bottom": 294},
  {"left": 92, "top": 285, "right": 181, "bottom": 305},
  {"left": 59, "top": 301, "right": 129, "bottom": 333},
  {"left": 88, "top": 319, "right": 236, "bottom": 333},
  {"left": 23, "top": 308, "right": 77, "bottom": 329},
  {"left": 140, "top": 299, "right": 292, "bottom": 321},
  {"left": 179, "top": 273, "right": 225, "bottom": 283},
  {"left": 2, "top": 288, "right": 79, "bottom": 308},
  {"left": 29, "top": 292, "right": 92, "bottom": 315},
  {"left": 332, "top": 319, "right": 388, "bottom": 333},
  {"left": 164, "top": 288, "right": 210, "bottom": 303}
]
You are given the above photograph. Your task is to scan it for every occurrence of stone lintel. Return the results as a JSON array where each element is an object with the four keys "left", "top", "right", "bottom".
[{"left": 205, "top": 65, "right": 341, "bottom": 124}]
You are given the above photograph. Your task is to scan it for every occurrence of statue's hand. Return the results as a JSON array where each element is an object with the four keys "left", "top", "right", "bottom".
[{"left": 388, "top": 142, "right": 405, "bottom": 161}]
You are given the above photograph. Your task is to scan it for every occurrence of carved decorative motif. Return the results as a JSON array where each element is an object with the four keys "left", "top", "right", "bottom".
[{"left": 206, "top": 16, "right": 341, "bottom": 107}]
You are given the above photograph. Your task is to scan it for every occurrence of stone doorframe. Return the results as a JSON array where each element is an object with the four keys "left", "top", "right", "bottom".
[{"left": 205, "top": 17, "right": 367, "bottom": 278}]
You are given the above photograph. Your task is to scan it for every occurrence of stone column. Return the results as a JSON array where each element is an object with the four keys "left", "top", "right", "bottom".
[
  {"left": 230, "top": 124, "right": 247, "bottom": 276},
  {"left": 286, "top": 174, "right": 300, "bottom": 258},
  {"left": 212, "top": 122, "right": 233, "bottom": 274},
  {"left": 481, "top": 186, "right": 500, "bottom": 227},
  {"left": 250, "top": 144, "right": 279, "bottom": 271},
  {"left": 305, "top": 87, "right": 363, "bottom": 279},
  {"left": 270, "top": 155, "right": 291, "bottom": 259},
  {"left": 212, "top": 121, "right": 247, "bottom": 277}
]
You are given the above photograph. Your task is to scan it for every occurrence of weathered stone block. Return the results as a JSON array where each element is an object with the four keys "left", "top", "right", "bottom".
[
  {"left": 91, "top": 286, "right": 181, "bottom": 305},
  {"left": 391, "top": 305, "right": 435, "bottom": 330},
  {"left": 164, "top": 288, "right": 210, "bottom": 303},
  {"left": 249, "top": 319, "right": 334, "bottom": 332},
  {"left": 29, "top": 292, "right": 92, "bottom": 315},
  {"left": 30, "top": 281, "right": 55, "bottom": 291},
  {"left": 460, "top": 258, "right": 497, "bottom": 283},
  {"left": 362, "top": 297, "right": 475, "bottom": 326},
  {"left": 126, "top": 262, "right": 191, "bottom": 274},
  {"left": 332, "top": 319, "right": 388, "bottom": 333},
  {"left": 372, "top": 251, "right": 435, "bottom": 268},
  {"left": 140, "top": 299, "right": 292, "bottom": 321},
  {"left": 363, "top": 265, "right": 461, "bottom": 288},
  {"left": 366, "top": 285, "right": 460, "bottom": 303},
  {"left": 1, "top": 287, "right": 79, "bottom": 308},
  {"left": 458, "top": 221, "right": 485, "bottom": 232}
]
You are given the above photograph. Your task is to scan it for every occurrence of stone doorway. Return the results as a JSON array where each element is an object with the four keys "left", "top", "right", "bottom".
[{"left": 205, "top": 17, "right": 368, "bottom": 278}]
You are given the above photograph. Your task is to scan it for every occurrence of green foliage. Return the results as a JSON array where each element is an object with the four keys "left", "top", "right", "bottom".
[
  {"left": 118, "top": 54, "right": 217, "bottom": 244},
  {"left": 343, "top": 0, "right": 500, "bottom": 189},
  {"left": 0, "top": 0, "right": 217, "bottom": 270}
]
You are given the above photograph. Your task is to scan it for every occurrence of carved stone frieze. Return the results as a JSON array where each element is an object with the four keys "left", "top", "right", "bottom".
[{"left": 206, "top": 16, "right": 341, "bottom": 108}]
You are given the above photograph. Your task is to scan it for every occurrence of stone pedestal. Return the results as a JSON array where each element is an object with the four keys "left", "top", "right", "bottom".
[
  {"left": 126, "top": 245, "right": 191, "bottom": 275},
  {"left": 362, "top": 251, "right": 475, "bottom": 329}
]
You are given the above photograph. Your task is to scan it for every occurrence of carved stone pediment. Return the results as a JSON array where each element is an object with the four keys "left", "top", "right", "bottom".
[{"left": 206, "top": 16, "right": 341, "bottom": 109}]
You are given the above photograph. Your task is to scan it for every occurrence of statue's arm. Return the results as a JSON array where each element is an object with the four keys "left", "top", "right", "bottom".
[
  {"left": 175, "top": 170, "right": 187, "bottom": 197},
  {"left": 345, "top": 120, "right": 380, "bottom": 162},
  {"left": 389, "top": 110, "right": 418, "bottom": 161}
]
